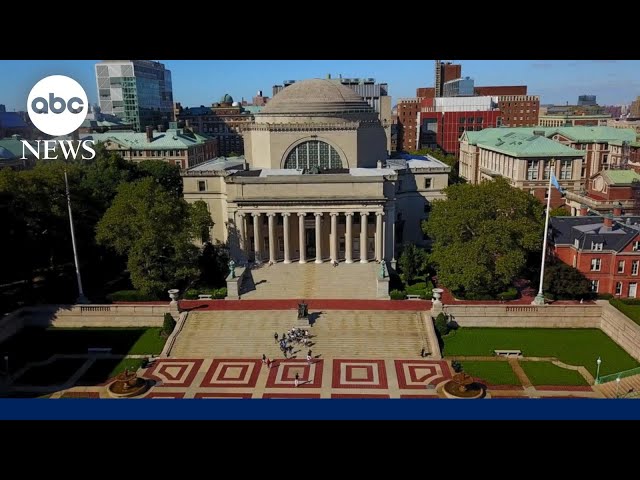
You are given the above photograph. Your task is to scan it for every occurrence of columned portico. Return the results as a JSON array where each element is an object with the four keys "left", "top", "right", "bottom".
[
  {"left": 298, "top": 212, "right": 306, "bottom": 264},
  {"left": 238, "top": 207, "right": 386, "bottom": 265},
  {"left": 283, "top": 213, "right": 291, "bottom": 264},
  {"left": 360, "top": 212, "right": 368, "bottom": 263}
]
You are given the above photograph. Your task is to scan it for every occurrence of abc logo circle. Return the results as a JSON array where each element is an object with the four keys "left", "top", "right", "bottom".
[{"left": 27, "top": 75, "right": 88, "bottom": 136}]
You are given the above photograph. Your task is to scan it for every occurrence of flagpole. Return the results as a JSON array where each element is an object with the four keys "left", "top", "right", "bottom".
[
  {"left": 532, "top": 160, "right": 554, "bottom": 306},
  {"left": 65, "top": 170, "right": 89, "bottom": 304}
]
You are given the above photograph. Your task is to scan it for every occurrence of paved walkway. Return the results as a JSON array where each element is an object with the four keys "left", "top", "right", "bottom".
[{"left": 179, "top": 299, "right": 432, "bottom": 311}]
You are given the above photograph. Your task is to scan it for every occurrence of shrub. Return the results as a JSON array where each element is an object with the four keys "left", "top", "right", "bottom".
[
  {"left": 182, "top": 289, "right": 200, "bottom": 300},
  {"left": 597, "top": 293, "right": 614, "bottom": 300},
  {"left": 406, "top": 282, "right": 427, "bottom": 299},
  {"left": 451, "top": 360, "right": 463, "bottom": 373},
  {"left": 497, "top": 288, "right": 518, "bottom": 301},
  {"left": 620, "top": 298, "right": 640, "bottom": 306},
  {"left": 106, "top": 290, "right": 160, "bottom": 302},
  {"left": 390, "top": 289, "right": 406, "bottom": 300},
  {"left": 434, "top": 312, "right": 449, "bottom": 336},
  {"left": 162, "top": 313, "right": 177, "bottom": 337},
  {"left": 212, "top": 287, "right": 227, "bottom": 299}
]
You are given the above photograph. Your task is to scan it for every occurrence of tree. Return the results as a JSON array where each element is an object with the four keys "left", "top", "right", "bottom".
[
  {"left": 549, "top": 206, "right": 569, "bottom": 217},
  {"left": 409, "top": 147, "right": 465, "bottom": 184},
  {"left": 398, "top": 244, "right": 429, "bottom": 284},
  {"left": 424, "top": 178, "right": 544, "bottom": 298},
  {"left": 96, "top": 178, "right": 213, "bottom": 296},
  {"left": 135, "top": 160, "right": 183, "bottom": 197},
  {"left": 198, "top": 242, "right": 230, "bottom": 288},
  {"left": 543, "top": 262, "right": 592, "bottom": 300}
]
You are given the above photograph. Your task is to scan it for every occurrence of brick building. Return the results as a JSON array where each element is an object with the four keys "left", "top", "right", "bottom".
[
  {"left": 551, "top": 213, "right": 640, "bottom": 298},
  {"left": 473, "top": 85, "right": 527, "bottom": 96},
  {"left": 609, "top": 139, "right": 640, "bottom": 171},
  {"left": 497, "top": 95, "right": 540, "bottom": 127},
  {"left": 434, "top": 61, "right": 462, "bottom": 97},
  {"left": 564, "top": 170, "right": 640, "bottom": 216},
  {"left": 396, "top": 98, "right": 420, "bottom": 151}
]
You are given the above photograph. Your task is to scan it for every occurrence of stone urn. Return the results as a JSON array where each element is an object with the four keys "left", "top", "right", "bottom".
[
  {"left": 168, "top": 289, "right": 180, "bottom": 303},
  {"left": 432, "top": 288, "right": 444, "bottom": 302}
]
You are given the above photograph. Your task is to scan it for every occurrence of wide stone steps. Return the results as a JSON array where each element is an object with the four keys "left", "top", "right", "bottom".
[
  {"left": 595, "top": 374, "right": 640, "bottom": 398},
  {"left": 240, "top": 263, "right": 378, "bottom": 299},
  {"left": 169, "top": 310, "right": 428, "bottom": 359}
]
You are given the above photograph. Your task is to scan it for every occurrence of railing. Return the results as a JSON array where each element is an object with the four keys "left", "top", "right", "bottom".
[
  {"left": 506, "top": 306, "right": 539, "bottom": 313},
  {"left": 80, "top": 306, "right": 112, "bottom": 313},
  {"left": 596, "top": 366, "right": 640, "bottom": 384}
]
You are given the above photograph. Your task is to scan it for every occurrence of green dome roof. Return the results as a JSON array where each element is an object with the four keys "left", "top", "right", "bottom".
[{"left": 220, "top": 94, "right": 234, "bottom": 104}]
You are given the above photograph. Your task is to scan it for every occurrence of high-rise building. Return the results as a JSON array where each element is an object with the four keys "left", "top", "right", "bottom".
[
  {"left": 497, "top": 95, "right": 540, "bottom": 127},
  {"left": 95, "top": 60, "right": 174, "bottom": 132},
  {"left": 578, "top": 95, "right": 597, "bottom": 107},
  {"left": 434, "top": 60, "right": 462, "bottom": 97},
  {"left": 631, "top": 96, "right": 640, "bottom": 118}
]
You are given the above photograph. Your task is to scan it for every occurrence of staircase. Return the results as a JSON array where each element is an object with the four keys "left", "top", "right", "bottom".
[
  {"left": 595, "top": 374, "right": 640, "bottom": 398},
  {"left": 170, "top": 310, "right": 429, "bottom": 359},
  {"left": 239, "top": 262, "right": 378, "bottom": 300}
]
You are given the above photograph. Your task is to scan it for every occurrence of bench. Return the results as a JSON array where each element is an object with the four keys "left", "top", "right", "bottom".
[
  {"left": 494, "top": 349, "right": 522, "bottom": 358},
  {"left": 198, "top": 294, "right": 213, "bottom": 300},
  {"left": 406, "top": 295, "right": 422, "bottom": 300},
  {"left": 88, "top": 347, "right": 112, "bottom": 354}
]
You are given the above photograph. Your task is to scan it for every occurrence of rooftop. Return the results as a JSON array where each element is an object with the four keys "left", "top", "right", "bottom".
[
  {"left": 186, "top": 156, "right": 246, "bottom": 172},
  {"left": 467, "top": 130, "right": 583, "bottom": 158},
  {"left": 600, "top": 170, "right": 640, "bottom": 185},
  {"left": 551, "top": 215, "right": 640, "bottom": 252},
  {"left": 82, "top": 129, "right": 212, "bottom": 150},
  {"left": 262, "top": 79, "right": 374, "bottom": 115},
  {"left": 0, "top": 135, "right": 38, "bottom": 159},
  {"left": 463, "top": 126, "right": 636, "bottom": 147}
]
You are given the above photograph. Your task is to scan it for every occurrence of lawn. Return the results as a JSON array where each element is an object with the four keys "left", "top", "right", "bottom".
[
  {"left": 0, "top": 327, "right": 166, "bottom": 371},
  {"left": 442, "top": 328, "right": 639, "bottom": 376},
  {"left": 12, "top": 358, "right": 88, "bottom": 386},
  {"left": 609, "top": 299, "right": 640, "bottom": 326},
  {"left": 77, "top": 357, "right": 146, "bottom": 385},
  {"left": 519, "top": 361, "right": 589, "bottom": 386},
  {"left": 458, "top": 361, "right": 521, "bottom": 386}
]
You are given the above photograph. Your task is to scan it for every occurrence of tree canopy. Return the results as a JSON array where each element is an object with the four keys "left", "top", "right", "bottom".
[
  {"left": 423, "top": 178, "right": 544, "bottom": 297},
  {"left": 543, "top": 262, "right": 592, "bottom": 300},
  {"left": 397, "top": 244, "right": 429, "bottom": 284}
]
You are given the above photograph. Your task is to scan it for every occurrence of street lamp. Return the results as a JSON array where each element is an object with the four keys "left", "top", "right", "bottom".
[
  {"left": 595, "top": 357, "right": 602, "bottom": 384},
  {"left": 616, "top": 376, "right": 621, "bottom": 398}
]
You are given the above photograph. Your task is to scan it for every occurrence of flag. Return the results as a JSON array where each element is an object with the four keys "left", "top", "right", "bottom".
[{"left": 551, "top": 173, "right": 565, "bottom": 197}]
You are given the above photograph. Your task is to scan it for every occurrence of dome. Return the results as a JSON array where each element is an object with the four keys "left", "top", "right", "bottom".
[
  {"left": 262, "top": 79, "right": 374, "bottom": 114},
  {"left": 220, "top": 94, "right": 234, "bottom": 104},
  {"left": 232, "top": 101, "right": 240, "bottom": 107}
]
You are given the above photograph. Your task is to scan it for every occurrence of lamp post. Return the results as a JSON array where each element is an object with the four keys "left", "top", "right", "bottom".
[
  {"left": 616, "top": 376, "right": 621, "bottom": 398},
  {"left": 595, "top": 357, "right": 602, "bottom": 384}
]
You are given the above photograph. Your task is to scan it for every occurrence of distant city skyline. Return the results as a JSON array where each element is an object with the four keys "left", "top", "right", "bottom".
[{"left": 1, "top": 60, "right": 639, "bottom": 112}]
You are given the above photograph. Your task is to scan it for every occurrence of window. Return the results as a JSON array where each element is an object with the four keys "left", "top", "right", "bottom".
[
  {"left": 543, "top": 161, "right": 553, "bottom": 180},
  {"left": 560, "top": 160, "right": 572, "bottom": 180},
  {"left": 581, "top": 167, "right": 586, "bottom": 178},
  {"left": 458, "top": 126, "right": 465, "bottom": 134},
  {"left": 618, "top": 260, "right": 625, "bottom": 273},
  {"left": 467, "top": 118, "right": 474, "bottom": 123},
  {"left": 603, "top": 154, "right": 609, "bottom": 165},
  {"left": 590, "top": 280, "right": 599, "bottom": 292},
  {"left": 591, "top": 258, "right": 601, "bottom": 271},
  {"left": 476, "top": 117, "right": 483, "bottom": 123},
  {"left": 591, "top": 242, "right": 603, "bottom": 251},
  {"left": 459, "top": 117, "right": 465, "bottom": 124},
  {"left": 527, "top": 160, "right": 539, "bottom": 180},
  {"left": 633, "top": 241, "right": 640, "bottom": 251},
  {"left": 574, "top": 238, "right": 580, "bottom": 249},
  {"left": 424, "top": 178, "right": 432, "bottom": 189},
  {"left": 198, "top": 180, "right": 206, "bottom": 192},
  {"left": 633, "top": 261, "right": 639, "bottom": 275},
  {"left": 573, "top": 255, "right": 577, "bottom": 267},
  {"left": 284, "top": 140, "right": 342, "bottom": 169},
  {"left": 616, "top": 282, "right": 623, "bottom": 295}
]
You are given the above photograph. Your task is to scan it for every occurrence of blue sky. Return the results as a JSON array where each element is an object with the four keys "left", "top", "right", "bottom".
[{"left": 1, "top": 60, "right": 638, "bottom": 111}]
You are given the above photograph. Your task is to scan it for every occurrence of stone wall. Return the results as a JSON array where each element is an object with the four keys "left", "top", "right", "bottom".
[
  {"left": 599, "top": 301, "right": 640, "bottom": 361},
  {"left": 443, "top": 304, "right": 603, "bottom": 328}
]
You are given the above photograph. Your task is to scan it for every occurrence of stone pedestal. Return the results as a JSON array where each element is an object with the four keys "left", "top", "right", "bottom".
[
  {"left": 168, "top": 289, "right": 180, "bottom": 315},
  {"left": 376, "top": 274, "right": 390, "bottom": 299},
  {"left": 225, "top": 267, "right": 245, "bottom": 300}
]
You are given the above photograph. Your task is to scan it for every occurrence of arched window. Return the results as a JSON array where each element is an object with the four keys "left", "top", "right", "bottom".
[{"left": 284, "top": 140, "right": 343, "bottom": 169}]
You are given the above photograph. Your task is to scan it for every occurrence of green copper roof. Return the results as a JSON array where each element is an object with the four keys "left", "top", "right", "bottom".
[
  {"left": 86, "top": 129, "right": 212, "bottom": 150},
  {"left": 0, "top": 136, "right": 38, "bottom": 159},
  {"left": 609, "top": 138, "right": 640, "bottom": 147},
  {"left": 463, "top": 126, "right": 636, "bottom": 146},
  {"left": 473, "top": 131, "right": 583, "bottom": 158},
  {"left": 601, "top": 170, "right": 640, "bottom": 185}
]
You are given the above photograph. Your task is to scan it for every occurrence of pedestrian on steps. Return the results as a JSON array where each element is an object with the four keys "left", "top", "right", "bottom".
[
  {"left": 262, "top": 354, "right": 267, "bottom": 364},
  {"left": 294, "top": 372, "right": 300, "bottom": 387},
  {"left": 274, "top": 332, "right": 279, "bottom": 343}
]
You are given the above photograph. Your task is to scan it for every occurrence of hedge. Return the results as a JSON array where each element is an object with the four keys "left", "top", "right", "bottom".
[
  {"left": 390, "top": 289, "right": 406, "bottom": 300},
  {"left": 497, "top": 288, "right": 518, "bottom": 301},
  {"left": 106, "top": 290, "right": 161, "bottom": 302},
  {"left": 183, "top": 287, "right": 227, "bottom": 300},
  {"left": 162, "top": 313, "right": 176, "bottom": 337}
]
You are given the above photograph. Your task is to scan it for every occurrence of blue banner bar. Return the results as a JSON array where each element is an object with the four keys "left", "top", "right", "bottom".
[{"left": 0, "top": 399, "right": 638, "bottom": 420}]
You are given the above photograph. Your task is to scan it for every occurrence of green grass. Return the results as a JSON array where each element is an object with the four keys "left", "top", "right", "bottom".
[
  {"left": 519, "top": 361, "right": 589, "bottom": 386},
  {"left": 460, "top": 361, "right": 521, "bottom": 386},
  {"left": 13, "top": 358, "right": 87, "bottom": 386},
  {"left": 77, "top": 357, "right": 146, "bottom": 385},
  {"left": 443, "top": 328, "right": 639, "bottom": 376},
  {"left": 610, "top": 299, "right": 640, "bottom": 326},
  {"left": 0, "top": 327, "right": 166, "bottom": 371}
]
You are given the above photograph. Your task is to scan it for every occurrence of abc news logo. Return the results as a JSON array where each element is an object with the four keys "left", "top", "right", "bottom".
[{"left": 23, "top": 75, "right": 96, "bottom": 160}]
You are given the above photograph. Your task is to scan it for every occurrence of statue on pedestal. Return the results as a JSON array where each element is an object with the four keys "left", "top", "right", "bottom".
[
  {"left": 380, "top": 262, "right": 388, "bottom": 278},
  {"left": 297, "top": 300, "right": 308, "bottom": 319},
  {"left": 229, "top": 259, "right": 236, "bottom": 279}
]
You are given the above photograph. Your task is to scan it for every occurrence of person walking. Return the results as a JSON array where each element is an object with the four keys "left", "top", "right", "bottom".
[
  {"left": 294, "top": 372, "right": 300, "bottom": 387},
  {"left": 306, "top": 354, "right": 312, "bottom": 366},
  {"left": 262, "top": 353, "right": 267, "bottom": 364},
  {"left": 274, "top": 332, "right": 279, "bottom": 343},
  {"left": 266, "top": 358, "right": 272, "bottom": 369},
  {"left": 307, "top": 349, "right": 312, "bottom": 358}
]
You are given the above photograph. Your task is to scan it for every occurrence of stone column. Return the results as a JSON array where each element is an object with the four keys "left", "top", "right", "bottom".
[
  {"left": 330, "top": 212, "right": 338, "bottom": 264},
  {"left": 267, "top": 212, "right": 276, "bottom": 264},
  {"left": 375, "top": 212, "right": 384, "bottom": 262},
  {"left": 283, "top": 213, "right": 291, "bottom": 264},
  {"left": 252, "top": 212, "right": 261, "bottom": 262},
  {"left": 345, "top": 212, "right": 353, "bottom": 264},
  {"left": 298, "top": 212, "right": 306, "bottom": 264},
  {"left": 360, "top": 211, "right": 368, "bottom": 263},
  {"left": 236, "top": 212, "right": 245, "bottom": 257},
  {"left": 315, "top": 212, "right": 323, "bottom": 264}
]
